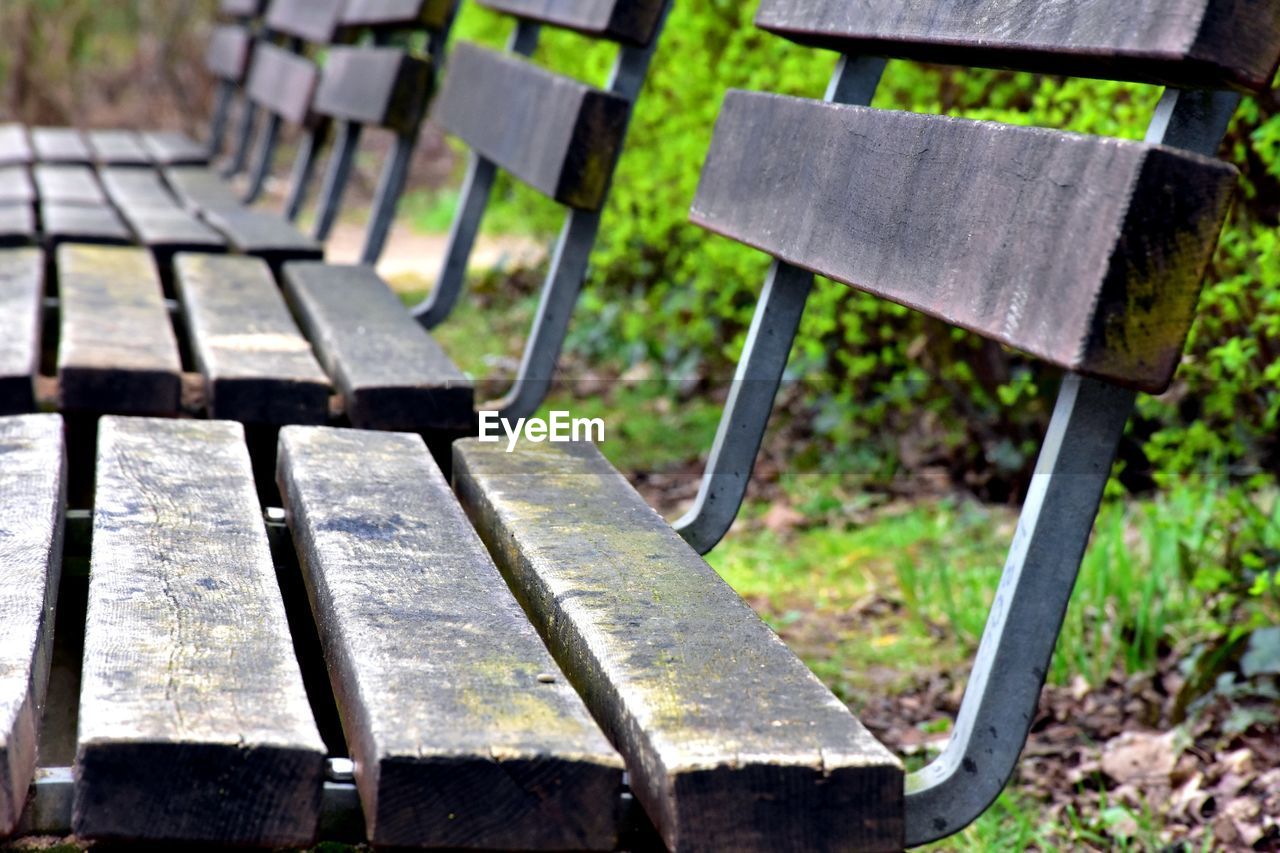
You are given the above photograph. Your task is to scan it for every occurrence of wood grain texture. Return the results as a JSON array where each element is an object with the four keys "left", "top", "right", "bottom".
[
  {"left": 265, "top": 0, "right": 346, "bottom": 43},
  {"left": 0, "top": 125, "right": 32, "bottom": 167},
  {"left": 203, "top": 208, "right": 323, "bottom": 266},
  {"left": 175, "top": 254, "right": 328, "bottom": 424},
  {"left": 0, "top": 206, "right": 36, "bottom": 248},
  {"left": 121, "top": 207, "right": 226, "bottom": 251},
  {"left": 434, "top": 43, "right": 630, "bottom": 210},
  {"left": 205, "top": 25, "right": 254, "bottom": 82},
  {"left": 163, "top": 166, "right": 243, "bottom": 213},
  {"left": 281, "top": 262, "right": 473, "bottom": 431},
  {"left": 312, "top": 47, "right": 433, "bottom": 134},
  {"left": 692, "top": 92, "right": 1238, "bottom": 392},
  {"left": 0, "top": 414, "right": 65, "bottom": 837},
  {"left": 454, "top": 439, "right": 905, "bottom": 852},
  {"left": 0, "top": 250, "right": 45, "bottom": 414},
  {"left": 75, "top": 417, "right": 326, "bottom": 846},
  {"left": 56, "top": 245, "right": 181, "bottom": 414},
  {"left": 34, "top": 165, "right": 106, "bottom": 206},
  {"left": 246, "top": 43, "right": 319, "bottom": 124},
  {"left": 31, "top": 128, "right": 91, "bottom": 164},
  {"left": 0, "top": 168, "right": 35, "bottom": 205},
  {"left": 40, "top": 204, "right": 132, "bottom": 248},
  {"left": 87, "top": 131, "right": 150, "bottom": 166},
  {"left": 755, "top": 0, "right": 1280, "bottom": 92},
  {"left": 141, "top": 131, "right": 209, "bottom": 167},
  {"left": 99, "top": 167, "right": 182, "bottom": 212},
  {"left": 478, "top": 0, "right": 665, "bottom": 45},
  {"left": 278, "top": 427, "right": 624, "bottom": 848},
  {"left": 341, "top": 0, "right": 455, "bottom": 30}
]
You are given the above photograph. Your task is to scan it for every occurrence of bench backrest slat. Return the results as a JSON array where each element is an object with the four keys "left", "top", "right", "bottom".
[
  {"left": 755, "top": 0, "right": 1280, "bottom": 92},
  {"left": 219, "top": 0, "right": 266, "bottom": 17},
  {"left": 311, "top": 47, "right": 434, "bottom": 134},
  {"left": 245, "top": 42, "right": 319, "bottom": 124},
  {"left": 692, "top": 91, "right": 1237, "bottom": 392},
  {"left": 434, "top": 43, "right": 630, "bottom": 210},
  {"left": 205, "top": 25, "right": 254, "bottom": 83},
  {"left": 264, "top": 0, "right": 345, "bottom": 44},
  {"left": 477, "top": 0, "right": 666, "bottom": 45},
  {"left": 341, "top": 0, "right": 455, "bottom": 31}
]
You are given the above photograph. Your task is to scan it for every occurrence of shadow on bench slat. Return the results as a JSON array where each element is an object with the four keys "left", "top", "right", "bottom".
[
  {"left": 75, "top": 417, "right": 327, "bottom": 846},
  {"left": 278, "top": 426, "right": 624, "bottom": 849},
  {"left": 455, "top": 439, "right": 905, "bottom": 853}
]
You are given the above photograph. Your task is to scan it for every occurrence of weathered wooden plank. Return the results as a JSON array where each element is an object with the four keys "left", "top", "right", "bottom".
[
  {"left": 86, "top": 131, "right": 150, "bottom": 166},
  {"left": 205, "top": 24, "right": 254, "bottom": 83},
  {"left": 31, "top": 128, "right": 91, "bottom": 164},
  {"left": 478, "top": 0, "right": 665, "bottom": 45},
  {"left": 220, "top": 0, "right": 266, "bottom": 17},
  {"left": 0, "top": 125, "right": 33, "bottom": 167},
  {"left": 313, "top": 47, "right": 433, "bottom": 135},
  {"left": 0, "top": 414, "right": 65, "bottom": 837},
  {"left": 0, "top": 206, "right": 36, "bottom": 248},
  {"left": 281, "top": 262, "right": 473, "bottom": 431},
  {"left": 265, "top": 0, "right": 346, "bottom": 44},
  {"left": 75, "top": 417, "right": 326, "bottom": 846},
  {"left": 175, "top": 254, "right": 328, "bottom": 424},
  {"left": 246, "top": 42, "right": 320, "bottom": 124},
  {"left": 341, "top": 0, "right": 454, "bottom": 31},
  {"left": 140, "top": 131, "right": 209, "bottom": 167},
  {"left": 454, "top": 439, "right": 905, "bottom": 852},
  {"left": 40, "top": 204, "right": 132, "bottom": 248},
  {"left": 278, "top": 427, "right": 623, "bottom": 848},
  {"left": 34, "top": 165, "right": 106, "bottom": 206},
  {"left": 203, "top": 208, "right": 323, "bottom": 267},
  {"left": 755, "top": 0, "right": 1280, "bottom": 93},
  {"left": 0, "top": 167, "right": 35, "bottom": 205},
  {"left": 99, "top": 167, "right": 181, "bottom": 211},
  {"left": 0, "top": 249, "right": 45, "bottom": 415},
  {"left": 163, "top": 166, "right": 242, "bottom": 213},
  {"left": 121, "top": 207, "right": 226, "bottom": 253},
  {"left": 434, "top": 43, "right": 629, "bottom": 210},
  {"left": 55, "top": 245, "right": 181, "bottom": 414},
  {"left": 692, "top": 92, "right": 1238, "bottom": 392}
]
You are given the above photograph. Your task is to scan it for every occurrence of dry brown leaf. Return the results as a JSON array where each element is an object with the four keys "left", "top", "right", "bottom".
[{"left": 1101, "top": 730, "right": 1180, "bottom": 786}]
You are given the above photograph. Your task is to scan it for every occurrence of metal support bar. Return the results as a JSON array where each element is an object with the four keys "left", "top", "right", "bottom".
[
  {"left": 412, "top": 20, "right": 542, "bottom": 326},
  {"left": 903, "top": 86, "right": 1238, "bottom": 847},
  {"left": 243, "top": 113, "right": 282, "bottom": 205},
  {"left": 284, "top": 120, "right": 332, "bottom": 222},
  {"left": 673, "top": 54, "right": 887, "bottom": 555},
  {"left": 359, "top": 130, "right": 416, "bottom": 265},
  {"left": 222, "top": 100, "right": 259, "bottom": 178},
  {"left": 206, "top": 79, "right": 235, "bottom": 160},
  {"left": 311, "top": 121, "right": 364, "bottom": 241},
  {"left": 490, "top": 9, "right": 670, "bottom": 420}
]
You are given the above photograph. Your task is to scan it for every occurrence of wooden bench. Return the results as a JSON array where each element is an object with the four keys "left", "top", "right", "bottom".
[{"left": 1, "top": 1, "right": 1275, "bottom": 851}]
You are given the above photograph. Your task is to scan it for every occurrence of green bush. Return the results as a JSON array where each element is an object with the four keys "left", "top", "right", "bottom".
[{"left": 453, "top": 3, "right": 1280, "bottom": 494}]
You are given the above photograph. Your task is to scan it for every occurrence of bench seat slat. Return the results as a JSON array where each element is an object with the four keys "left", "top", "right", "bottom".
[
  {"left": 34, "top": 165, "right": 107, "bottom": 206},
  {"left": 163, "top": 166, "right": 243, "bottom": 213},
  {"left": 340, "top": 0, "right": 454, "bottom": 31},
  {"left": 478, "top": 0, "right": 665, "bottom": 45},
  {"left": 40, "top": 204, "right": 132, "bottom": 248},
  {"left": 454, "top": 439, "right": 905, "bottom": 852},
  {"left": 75, "top": 417, "right": 326, "bottom": 846},
  {"left": 176, "top": 254, "right": 328, "bottom": 424},
  {"left": 203, "top": 208, "right": 324, "bottom": 267},
  {"left": 435, "top": 43, "right": 630, "bottom": 211},
  {"left": 755, "top": 0, "right": 1280, "bottom": 93},
  {"left": 312, "top": 48, "right": 433, "bottom": 135},
  {"left": 140, "top": 132, "right": 209, "bottom": 167},
  {"left": 31, "top": 128, "right": 91, "bottom": 165},
  {"left": 278, "top": 427, "right": 624, "bottom": 849},
  {"left": 99, "top": 167, "right": 181, "bottom": 211},
  {"left": 0, "top": 249, "right": 45, "bottom": 414},
  {"left": 265, "top": 0, "right": 345, "bottom": 45},
  {"left": 692, "top": 92, "right": 1238, "bottom": 392},
  {"left": 246, "top": 43, "right": 319, "bottom": 125},
  {"left": 0, "top": 168, "right": 35, "bottom": 206},
  {"left": 0, "top": 414, "right": 65, "bottom": 837},
  {"left": 282, "top": 262, "right": 473, "bottom": 431},
  {"left": 0, "top": 206, "right": 36, "bottom": 248},
  {"left": 0, "top": 125, "right": 33, "bottom": 167},
  {"left": 86, "top": 131, "right": 150, "bottom": 166},
  {"left": 56, "top": 245, "right": 181, "bottom": 414}
]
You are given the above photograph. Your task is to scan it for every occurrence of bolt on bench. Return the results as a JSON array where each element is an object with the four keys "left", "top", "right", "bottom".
[{"left": 2, "top": 0, "right": 1278, "bottom": 851}]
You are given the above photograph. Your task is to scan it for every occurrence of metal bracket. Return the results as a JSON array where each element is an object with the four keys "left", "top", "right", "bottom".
[
  {"left": 674, "top": 55, "right": 887, "bottom": 554},
  {"left": 903, "top": 86, "right": 1238, "bottom": 846}
]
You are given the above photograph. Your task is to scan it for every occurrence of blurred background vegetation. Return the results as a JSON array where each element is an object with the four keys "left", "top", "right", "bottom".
[{"left": 1, "top": 1, "right": 1276, "bottom": 849}]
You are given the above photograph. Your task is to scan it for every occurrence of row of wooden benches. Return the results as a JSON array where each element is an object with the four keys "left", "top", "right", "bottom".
[{"left": 0, "top": 0, "right": 1277, "bottom": 849}]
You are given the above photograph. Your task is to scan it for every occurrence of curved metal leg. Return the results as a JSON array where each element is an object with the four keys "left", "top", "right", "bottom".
[
  {"left": 223, "top": 101, "right": 259, "bottom": 178},
  {"left": 206, "top": 81, "right": 235, "bottom": 161},
  {"left": 359, "top": 131, "right": 416, "bottom": 265},
  {"left": 284, "top": 121, "right": 331, "bottom": 222},
  {"left": 312, "top": 121, "right": 363, "bottom": 242},
  {"left": 412, "top": 153, "right": 498, "bottom": 328},
  {"left": 243, "top": 113, "right": 282, "bottom": 205}
]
